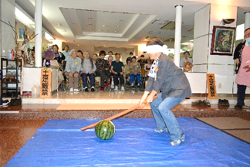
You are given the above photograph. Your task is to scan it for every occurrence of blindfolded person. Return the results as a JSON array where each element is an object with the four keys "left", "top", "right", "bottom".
[{"left": 139, "top": 38, "right": 192, "bottom": 146}]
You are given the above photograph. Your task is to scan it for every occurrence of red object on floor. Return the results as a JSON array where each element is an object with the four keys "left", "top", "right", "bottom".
[{"left": 100, "top": 88, "right": 104, "bottom": 91}]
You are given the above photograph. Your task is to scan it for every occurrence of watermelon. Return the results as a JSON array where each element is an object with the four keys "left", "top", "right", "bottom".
[{"left": 95, "top": 120, "right": 115, "bottom": 140}]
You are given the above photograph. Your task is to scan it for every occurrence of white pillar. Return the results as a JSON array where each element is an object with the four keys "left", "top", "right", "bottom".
[
  {"left": 245, "top": 12, "right": 250, "bottom": 30},
  {"left": 174, "top": 5, "right": 183, "bottom": 67},
  {"left": 35, "top": 0, "right": 43, "bottom": 67}
]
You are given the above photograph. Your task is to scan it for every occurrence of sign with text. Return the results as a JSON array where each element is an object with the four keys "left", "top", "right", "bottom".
[
  {"left": 40, "top": 68, "right": 51, "bottom": 98},
  {"left": 206, "top": 73, "right": 217, "bottom": 99}
]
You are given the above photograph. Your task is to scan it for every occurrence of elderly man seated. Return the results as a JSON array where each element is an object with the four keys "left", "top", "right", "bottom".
[{"left": 65, "top": 49, "right": 82, "bottom": 92}]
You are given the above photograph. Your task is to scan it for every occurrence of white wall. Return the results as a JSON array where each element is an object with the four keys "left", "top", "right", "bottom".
[
  {"left": 192, "top": 4, "right": 250, "bottom": 94},
  {"left": 193, "top": 5, "right": 210, "bottom": 72},
  {"left": 1, "top": 0, "right": 16, "bottom": 58},
  {"left": 207, "top": 4, "right": 245, "bottom": 94}
]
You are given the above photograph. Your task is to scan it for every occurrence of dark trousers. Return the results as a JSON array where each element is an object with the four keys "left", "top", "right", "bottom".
[
  {"left": 96, "top": 70, "right": 106, "bottom": 88},
  {"left": 81, "top": 73, "right": 95, "bottom": 88},
  {"left": 113, "top": 73, "right": 124, "bottom": 86},
  {"left": 237, "top": 84, "right": 246, "bottom": 106}
]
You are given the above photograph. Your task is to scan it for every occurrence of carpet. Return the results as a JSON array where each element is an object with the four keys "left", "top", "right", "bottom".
[{"left": 5, "top": 117, "right": 250, "bottom": 167}]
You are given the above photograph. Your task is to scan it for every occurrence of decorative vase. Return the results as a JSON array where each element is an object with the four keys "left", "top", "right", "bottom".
[{"left": 45, "top": 59, "right": 51, "bottom": 67}]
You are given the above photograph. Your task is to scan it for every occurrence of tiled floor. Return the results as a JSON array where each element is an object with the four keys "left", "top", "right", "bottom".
[{"left": 1, "top": 91, "right": 250, "bottom": 166}]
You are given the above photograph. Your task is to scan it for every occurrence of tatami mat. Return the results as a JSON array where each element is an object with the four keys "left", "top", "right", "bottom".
[
  {"left": 56, "top": 103, "right": 151, "bottom": 110},
  {"left": 197, "top": 117, "right": 250, "bottom": 129},
  {"left": 224, "top": 130, "right": 250, "bottom": 143}
]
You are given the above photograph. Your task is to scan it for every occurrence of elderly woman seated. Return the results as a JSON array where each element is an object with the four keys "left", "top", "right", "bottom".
[{"left": 65, "top": 49, "right": 82, "bottom": 92}]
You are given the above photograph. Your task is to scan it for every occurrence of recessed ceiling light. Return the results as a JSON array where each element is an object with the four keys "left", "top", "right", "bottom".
[
  {"left": 119, "top": 20, "right": 123, "bottom": 22},
  {"left": 103, "top": 25, "right": 106, "bottom": 27},
  {"left": 98, "top": 30, "right": 101, "bottom": 31},
  {"left": 105, "top": 18, "right": 108, "bottom": 21},
  {"left": 56, "top": 23, "right": 61, "bottom": 27},
  {"left": 115, "top": 31, "right": 117, "bottom": 32},
  {"left": 88, "top": 18, "right": 92, "bottom": 19},
  {"left": 116, "top": 25, "right": 120, "bottom": 27},
  {"left": 88, "top": 24, "right": 92, "bottom": 26}
]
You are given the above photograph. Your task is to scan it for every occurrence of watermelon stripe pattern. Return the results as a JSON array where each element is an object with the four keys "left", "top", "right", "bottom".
[{"left": 95, "top": 120, "right": 115, "bottom": 140}]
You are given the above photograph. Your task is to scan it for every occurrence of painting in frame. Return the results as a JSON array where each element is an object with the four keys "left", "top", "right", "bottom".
[{"left": 210, "top": 26, "right": 236, "bottom": 56}]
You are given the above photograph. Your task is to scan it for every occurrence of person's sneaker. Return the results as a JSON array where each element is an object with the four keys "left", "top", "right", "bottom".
[
  {"left": 155, "top": 128, "right": 168, "bottom": 133},
  {"left": 100, "top": 87, "right": 104, "bottom": 91},
  {"left": 70, "top": 88, "right": 73, "bottom": 92},
  {"left": 131, "top": 83, "right": 134, "bottom": 87},
  {"left": 84, "top": 87, "right": 88, "bottom": 92},
  {"left": 114, "top": 86, "right": 118, "bottom": 91},
  {"left": 121, "top": 86, "right": 125, "bottom": 91},
  {"left": 74, "top": 89, "right": 79, "bottom": 92},
  {"left": 91, "top": 87, "right": 95, "bottom": 92}
]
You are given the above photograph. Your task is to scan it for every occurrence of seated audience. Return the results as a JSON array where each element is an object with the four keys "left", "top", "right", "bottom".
[
  {"left": 130, "top": 56, "right": 141, "bottom": 87},
  {"left": 95, "top": 50, "right": 110, "bottom": 91},
  {"left": 144, "top": 59, "right": 153, "bottom": 77},
  {"left": 81, "top": 51, "right": 96, "bottom": 92},
  {"left": 65, "top": 49, "right": 82, "bottom": 92},
  {"left": 124, "top": 58, "right": 131, "bottom": 85},
  {"left": 180, "top": 51, "right": 193, "bottom": 68},
  {"left": 52, "top": 44, "right": 65, "bottom": 89},
  {"left": 77, "top": 50, "right": 84, "bottom": 60},
  {"left": 111, "top": 53, "right": 125, "bottom": 91},
  {"left": 92, "top": 54, "right": 98, "bottom": 64}
]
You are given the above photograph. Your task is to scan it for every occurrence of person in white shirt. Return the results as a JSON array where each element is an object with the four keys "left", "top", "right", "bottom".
[{"left": 180, "top": 51, "right": 192, "bottom": 68}]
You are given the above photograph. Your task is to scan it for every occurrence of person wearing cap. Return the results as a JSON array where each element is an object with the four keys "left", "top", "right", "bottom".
[{"left": 139, "top": 38, "right": 191, "bottom": 146}]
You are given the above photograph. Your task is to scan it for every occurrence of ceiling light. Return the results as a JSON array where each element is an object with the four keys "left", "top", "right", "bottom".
[
  {"left": 119, "top": 20, "right": 123, "bottom": 22},
  {"left": 56, "top": 24, "right": 61, "bottom": 27},
  {"left": 116, "top": 25, "right": 120, "bottom": 27},
  {"left": 105, "top": 19, "right": 108, "bottom": 21},
  {"left": 15, "top": 7, "right": 34, "bottom": 25},
  {"left": 98, "top": 30, "right": 101, "bottom": 31},
  {"left": 103, "top": 25, "right": 106, "bottom": 27},
  {"left": 45, "top": 32, "right": 55, "bottom": 41},
  {"left": 88, "top": 18, "right": 92, "bottom": 20},
  {"left": 115, "top": 31, "right": 117, "bottom": 32},
  {"left": 88, "top": 24, "right": 92, "bottom": 26}
]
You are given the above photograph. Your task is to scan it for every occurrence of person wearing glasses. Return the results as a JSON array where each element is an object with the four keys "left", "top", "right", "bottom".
[{"left": 234, "top": 28, "right": 250, "bottom": 109}]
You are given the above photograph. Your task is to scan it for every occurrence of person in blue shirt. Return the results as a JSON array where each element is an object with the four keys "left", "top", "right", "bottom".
[
  {"left": 111, "top": 53, "right": 125, "bottom": 91},
  {"left": 61, "top": 45, "right": 70, "bottom": 61}
]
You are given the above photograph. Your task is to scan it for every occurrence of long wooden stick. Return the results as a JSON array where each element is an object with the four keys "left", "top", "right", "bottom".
[{"left": 80, "top": 96, "right": 158, "bottom": 131}]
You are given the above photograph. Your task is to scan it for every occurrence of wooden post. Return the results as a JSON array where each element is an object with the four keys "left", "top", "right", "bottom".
[
  {"left": 206, "top": 73, "right": 217, "bottom": 99},
  {"left": 40, "top": 68, "right": 51, "bottom": 98}
]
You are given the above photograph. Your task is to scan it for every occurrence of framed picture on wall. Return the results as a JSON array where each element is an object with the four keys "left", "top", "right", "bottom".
[{"left": 210, "top": 26, "right": 236, "bottom": 56}]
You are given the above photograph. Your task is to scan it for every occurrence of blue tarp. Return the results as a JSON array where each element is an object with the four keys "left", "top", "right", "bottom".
[{"left": 5, "top": 117, "right": 250, "bottom": 167}]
